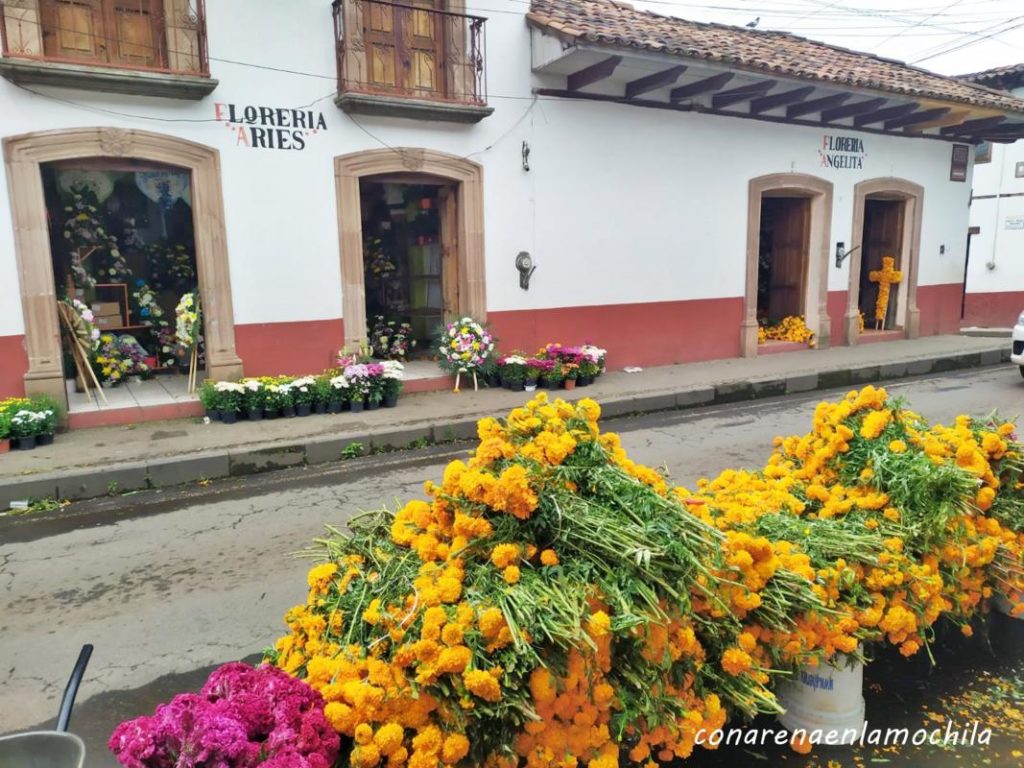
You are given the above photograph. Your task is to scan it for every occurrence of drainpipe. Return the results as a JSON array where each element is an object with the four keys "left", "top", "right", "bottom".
[{"left": 985, "top": 146, "right": 1007, "bottom": 271}]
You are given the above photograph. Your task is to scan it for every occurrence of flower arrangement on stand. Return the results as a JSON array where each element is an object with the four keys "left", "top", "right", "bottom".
[
  {"left": 758, "top": 315, "right": 816, "bottom": 346},
  {"left": 369, "top": 316, "right": 416, "bottom": 361},
  {"left": 175, "top": 293, "right": 202, "bottom": 393},
  {"left": 436, "top": 317, "right": 495, "bottom": 392},
  {"left": 62, "top": 188, "right": 130, "bottom": 288},
  {"left": 109, "top": 662, "right": 340, "bottom": 768},
  {"left": 65, "top": 298, "right": 101, "bottom": 352}
]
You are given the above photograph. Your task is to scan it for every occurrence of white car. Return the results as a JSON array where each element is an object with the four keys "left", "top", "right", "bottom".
[{"left": 1014, "top": 311, "right": 1024, "bottom": 377}]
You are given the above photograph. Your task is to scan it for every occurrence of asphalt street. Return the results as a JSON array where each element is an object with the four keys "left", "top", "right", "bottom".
[{"left": 2, "top": 366, "right": 1023, "bottom": 767}]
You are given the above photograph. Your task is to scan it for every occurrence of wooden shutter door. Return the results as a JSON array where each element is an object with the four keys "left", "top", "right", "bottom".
[
  {"left": 105, "top": 0, "right": 164, "bottom": 68},
  {"left": 40, "top": 0, "right": 106, "bottom": 62},
  {"left": 404, "top": 0, "right": 445, "bottom": 96},
  {"left": 364, "top": 1, "right": 399, "bottom": 90},
  {"left": 766, "top": 198, "right": 810, "bottom": 323},
  {"left": 859, "top": 199, "right": 905, "bottom": 327}
]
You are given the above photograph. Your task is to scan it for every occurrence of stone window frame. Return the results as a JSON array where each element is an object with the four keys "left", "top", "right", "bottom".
[
  {"left": 743, "top": 173, "right": 834, "bottom": 357},
  {"left": 3, "top": 126, "right": 242, "bottom": 408},
  {"left": 334, "top": 147, "right": 485, "bottom": 350}
]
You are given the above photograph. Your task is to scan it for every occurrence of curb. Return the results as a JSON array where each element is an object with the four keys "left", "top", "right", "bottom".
[{"left": 0, "top": 347, "right": 1012, "bottom": 509}]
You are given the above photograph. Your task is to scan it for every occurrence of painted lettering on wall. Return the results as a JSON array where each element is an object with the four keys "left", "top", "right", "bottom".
[
  {"left": 819, "top": 134, "right": 866, "bottom": 169},
  {"left": 214, "top": 103, "right": 327, "bottom": 150}
]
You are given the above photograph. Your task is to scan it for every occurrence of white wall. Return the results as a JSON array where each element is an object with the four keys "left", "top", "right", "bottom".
[
  {"left": 0, "top": 0, "right": 976, "bottom": 339},
  {"left": 967, "top": 85, "right": 1024, "bottom": 297}
]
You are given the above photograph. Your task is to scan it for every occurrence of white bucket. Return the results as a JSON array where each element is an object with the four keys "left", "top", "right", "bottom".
[{"left": 777, "top": 656, "right": 865, "bottom": 745}]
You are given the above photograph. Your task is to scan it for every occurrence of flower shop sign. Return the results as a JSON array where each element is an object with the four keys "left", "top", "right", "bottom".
[
  {"left": 214, "top": 102, "right": 327, "bottom": 151},
  {"left": 819, "top": 134, "right": 866, "bottom": 170}
]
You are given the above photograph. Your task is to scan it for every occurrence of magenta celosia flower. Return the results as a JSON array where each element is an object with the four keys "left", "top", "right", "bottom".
[{"left": 110, "top": 663, "right": 339, "bottom": 768}]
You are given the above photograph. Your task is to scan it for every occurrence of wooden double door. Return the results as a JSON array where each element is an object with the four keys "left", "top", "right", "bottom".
[
  {"left": 40, "top": 0, "right": 165, "bottom": 70},
  {"left": 758, "top": 196, "right": 810, "bottom": 324},
  {"left": 859, "top": 198, "right": 905, "bottom": 329},
  {"left": 364, "top": 0, "right": 447, "bottom": 97}
]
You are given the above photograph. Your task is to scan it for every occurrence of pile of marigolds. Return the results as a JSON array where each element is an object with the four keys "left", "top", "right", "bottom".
[{"left": 269, "top": 387, "right": 1024, "bottom": 768}]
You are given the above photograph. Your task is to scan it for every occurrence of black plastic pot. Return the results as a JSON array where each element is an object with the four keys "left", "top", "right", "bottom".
[
  {"left": 281, "top": 405, "right": 296, "bottom": 418},
  {"left": 248, "top": 409, "right": 264, "bottom": 421},
  {"left": 383, "top": 396, "right": 399, "bottom": 408},
  {"left": 221, "top": 411, "right": 238, "bottom": 424},
  {"left": 486, "top": 373, "right": 501, "bottom": 387},
  {"left": 350, "top": 400, "right": 365, "bottom": 413},
  {"left": 36, "top": 432, "right": 55, "bottom": 446},
  {"left": 577, "top": 375, "right": 594, "bottom": 387},
  {"left": 14, "top": 435, "right": 36, "bottom": 450},
  {"left": 206, "top": 408, "right": 221, "bottom": 421},
  {"left": 264, "top": 408, "right": 279, "bottom": 419},
  {"left": 327, "top": 400, "right": 344, "bottom": 414},
  {"left": 538, "top": 377, "right": 551, "bottom": 389},
  {"left": 296, "top": 403, "right": 312, "bottom": 417},
  {"left": 366, "top": 400, "right": 381, "bottom": 411},
  {"left": 314, "top": 402, "right": 328, "bottom": 415}
]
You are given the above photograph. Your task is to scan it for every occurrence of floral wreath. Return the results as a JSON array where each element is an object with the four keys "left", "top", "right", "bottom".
[
  {"left": 175, "top": 292, "right": 201, "bottom": 348},
  {"left": 436, "top": 317, "right": 495, "bottom": 374},
  {"left": 64, "top": 297, "right": 101, "bottom": 352}
]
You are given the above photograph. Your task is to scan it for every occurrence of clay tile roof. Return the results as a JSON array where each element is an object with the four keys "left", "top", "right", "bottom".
[
  {"left": 959, "top": 63, "right": 1024, "bottom": 91},
  {"left": 527, "top": 0, "right": 1024, "bottom": 115}
]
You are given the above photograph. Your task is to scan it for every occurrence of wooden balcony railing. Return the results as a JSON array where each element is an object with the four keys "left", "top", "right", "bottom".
[
  {"left": 0, "top": 0, "right": 210, "bottom": 77},
  {"left": 333, "top": 0, "right": 487, "bottom": 107}
]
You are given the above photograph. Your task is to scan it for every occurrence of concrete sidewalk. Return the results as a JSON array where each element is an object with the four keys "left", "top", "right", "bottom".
[{"left": 0, "top": 334, "right": 1014, "bottom": 507}]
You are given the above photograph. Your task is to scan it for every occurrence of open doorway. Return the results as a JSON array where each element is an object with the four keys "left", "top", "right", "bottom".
[
  {"left": 858, "top": 197, "right": 905, "bottom": 332},
  {"left": 359, "top": 178, "right": 457, "bottom": 357},
  {"left": 41, "top": 159, "right": 203, "bottom": 412},
  {"left": 757, "top": 196, "right": 810, "bottom": 326}
]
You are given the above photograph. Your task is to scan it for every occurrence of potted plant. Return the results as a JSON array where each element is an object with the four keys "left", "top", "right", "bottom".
[
  {"left": 382, "top": 360, "right": 404, "bottom": 407},
  {"left": 215, "top": 381, "right": 243, "bottom": 425},
  {"left": 577, "top": 358, "right": 599, "bottom": 387},
  {"left": 199, "top": 380, "right": 220, "bottom": 420},
  {"left": 291, "top": 376, "right": 317, "bottom": 417},
  {"left": 343, "top": 364, "right": 373, "bottom": 413},
  {"left": 524, "top": 359, "right": 545, "bottom": 392},
  {"left": 0, "top": 409, "right": 10, "bottom": 454},
  {"left": 328, "top": 374, "right": 349, "bottom": 413},
  {"left": 312, "top": 375, "right": 332, "bottom": 415},
  {"left": 10, "top": 408, "right": 43, "bottom": 450},
  {"left": 276, "top": 379, "right": 296, "bottom": 418},
  {"left": 482, "top": 357, "right": 501, "bottom": 388},
  {"left": 365, "top": 363, "right": 386, "bottom": 410},
  {"left": 562, "top": 363, "right": 579, "bottom": 390},
  {"left": 33, "top": 397, "right": 58, "bottom": 445},
  {"left": 546, "top": 360, "right": 565, "bottom": 390},
  {"left": 499, "top": 354, "right": 527, "bottom": 391},
  {"left": 242, "top": 379, "right": 265, "bottom": 421}
]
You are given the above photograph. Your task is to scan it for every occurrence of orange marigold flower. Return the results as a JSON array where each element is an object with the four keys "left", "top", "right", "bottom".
[
  {"left": 463, "top": 668, "right": 502, "bottom": 702},
  {"left": 721, "top": 647, "right": 753, "bottom": 676},
  {"left": 441, "top": 733, "right": 470, "bottom": 764},
  {"left": 540, "top": 549, "right": 559, "bottom": 567},
  {"left": 502, "top": 565, "right": 521, "bottom": 584},
  {"left": 355, "top": 723, "right": 374, "bottom": 745},
  {"left": 490, "top": 543, "right": 520, "bottom": 569}
]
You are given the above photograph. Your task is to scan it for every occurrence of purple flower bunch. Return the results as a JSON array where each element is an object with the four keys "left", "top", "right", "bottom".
[
  {"left": 109, "top": 662, "right": 340, "bottom": 768},
  {"left": 343, "top": 362, "right": 384, "bottom": 396}
]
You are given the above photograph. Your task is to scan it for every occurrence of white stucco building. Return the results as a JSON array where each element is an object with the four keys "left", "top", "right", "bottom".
[
  {"left": 2, "top": 0, "right": 1023, "bottom": 426},
  {"left": 959, "top": 64, "right": 1024, "bottom": 328}
]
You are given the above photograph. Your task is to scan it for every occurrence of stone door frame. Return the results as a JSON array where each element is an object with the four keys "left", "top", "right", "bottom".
[
  {"left": 3, "top": 127, "right": 243, "bottom": 407},
  {"left": 844, "top": 177, "right": 924, "bottom": 345},
  {"left": 334, "top": 147, "right": 485, "bottom": 350},
  {"left": 743, "top": 173, "right": 834, "bottom": 357}
]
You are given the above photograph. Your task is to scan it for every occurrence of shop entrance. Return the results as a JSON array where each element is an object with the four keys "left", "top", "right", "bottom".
[
  {"left": 757, "top": 196, "right": 811, "bottom": 325},
  {"left": 41, "top": 158, "right": 204, "bottom": 412},
  {"left": 359, "top": 178, "right": 457, "bottom": 356},
  {"left": 858, "top": 197, "right": 906, "bottom": 331}
]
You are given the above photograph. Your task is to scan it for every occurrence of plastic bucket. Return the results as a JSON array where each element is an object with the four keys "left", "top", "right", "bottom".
[{"left": 777, "top": 656, "right": 865, "bottom": 745}]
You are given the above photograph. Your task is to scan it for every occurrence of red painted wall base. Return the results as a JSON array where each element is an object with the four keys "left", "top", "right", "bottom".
[
  {"left": 0, "top": 334, "right": 28, "bottom": 399},
  {"left": 235, "top": 318, "right": 345, "bottom": 377},
  {"left": 68, "top": 400, "right": 204, "bottom": 430},
  {"left": 917, "top": 283, "right": 965, "bottom": 337},
  {"left": 962, "top": 290, "right": 1024, "bottom": 328},
  {"left": 488, "top": 297, "right": 744, "bottom": 369}
]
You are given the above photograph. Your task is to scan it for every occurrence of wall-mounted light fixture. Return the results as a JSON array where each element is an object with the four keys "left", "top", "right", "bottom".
[
  {"left": 835, "top": 242, "right": 860, "bottom": 269},
  {"left": 516, "top": 251, "right": 536, "bottom": 290}
]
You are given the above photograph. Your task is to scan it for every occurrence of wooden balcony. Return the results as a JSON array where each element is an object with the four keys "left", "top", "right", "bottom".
[
  {"left": 333, "top": 0, "right": 492, "bottom": 123},
  {"left": 0, "top": 0, "right": 216, "bottom": 99}
]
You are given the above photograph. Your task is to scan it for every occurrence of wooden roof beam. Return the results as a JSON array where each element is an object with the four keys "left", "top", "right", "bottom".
[
  {"left": 712, "top": 79, "right": 778, "bottom": 110},
  {"left": 940, "top": 115, "right": 1007, "bottom": 135},
  {"left": 821, "top": 97, "right": 888, "bottom": 122},
  {"left": 885, "top": 107, "right": 951, "bottom": 129},
  {"left": 749, "top": 86, "right": 816, "bottom": 114},
  {"left": 669, "top": 72, "right": 734, "bottom": 101},
  {"left": 567, "top": 55, "right": 623, "bottom": 92},
  {"left": 625, "top": 65, "right": 687, "bottom": 99},
  {"left": 853, "top": 102, "right": 919, "bottom": 126},
  {"left": 787, "top": 92, "right": 851, "bottom": 118}
]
